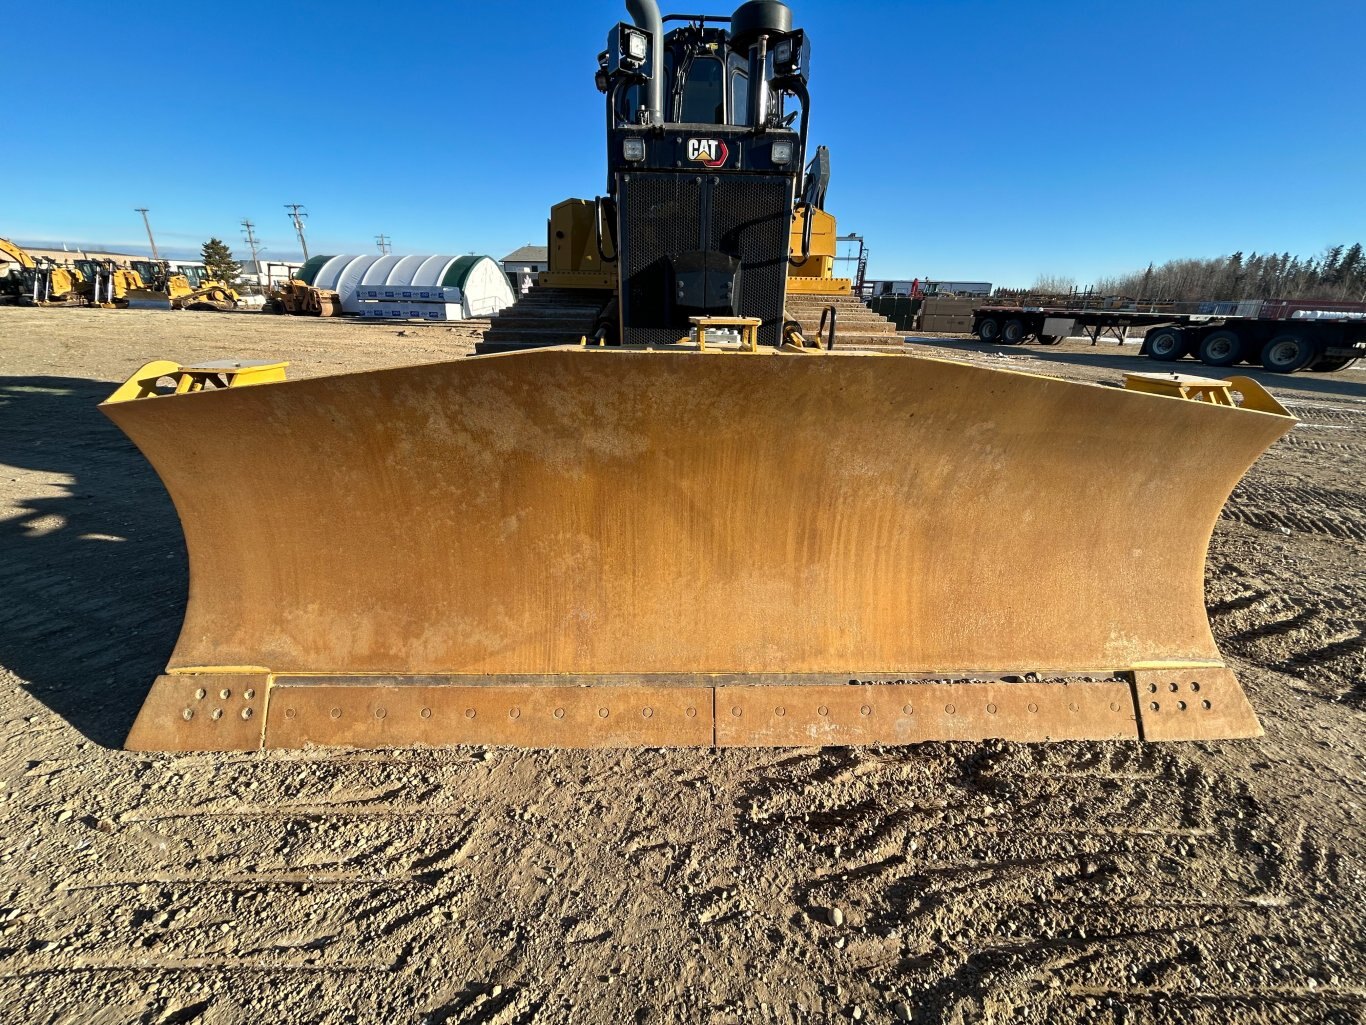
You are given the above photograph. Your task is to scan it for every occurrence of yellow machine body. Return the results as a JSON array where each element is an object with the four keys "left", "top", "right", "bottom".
[
  {"left": 101, "top": 348, "right": 1293, "bottom": 752},
  {"left": 534, "top": 198, "right": 852, "bottom": 299},
  {"left": 787, "top": 207, "right": 851, "bottom": 295},
  {"left": 268, "top": 278, "right": 341, "bottom": 316},
  {"left": 538, "top": 199, "right": 616, "bottom": 290},
  {"left": 127, "top": 268, "right": 241, "bottom": 311},
  {"left": 0, "top": 237, "right": 37, "bottom": 270}
]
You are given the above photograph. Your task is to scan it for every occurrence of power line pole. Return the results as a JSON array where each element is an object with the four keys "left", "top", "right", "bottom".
[
  {"left": 284, "top": 204, "right": 309, "bottom": 261},
  {"left": 240, "top": 219, "right": 263, "bottom": 272},
  {"left": 134, "top": 208, "right": 161, "bottom": 261},
  {"left": 375, "top": 233, "right": 391, "bottom": 255}
]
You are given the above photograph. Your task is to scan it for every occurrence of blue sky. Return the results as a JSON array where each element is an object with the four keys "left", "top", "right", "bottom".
[{"left": 6, "top": 0, "right": 1363, "bottom": 288}]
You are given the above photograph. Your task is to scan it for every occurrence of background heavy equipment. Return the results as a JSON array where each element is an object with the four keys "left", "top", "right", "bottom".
[
  {"left": 79, "top": 259, "right": 148, "bottom": 307},
  {"left": 127, "top": 260, "right": 241, "bottom": 311},
  {"left": 0, "top": 238, "right": 87, "bottom": 305},
  {"left": 101, "top": 0, "right": 1295, "bottom": 753},
  {"left": 265, "top": 275, "right": 342, "bottom": 317}
]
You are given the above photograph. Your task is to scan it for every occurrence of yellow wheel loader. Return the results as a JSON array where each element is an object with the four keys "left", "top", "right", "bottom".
[{"left": 102, "top": 1, "right": 1294, "bottom": 752}]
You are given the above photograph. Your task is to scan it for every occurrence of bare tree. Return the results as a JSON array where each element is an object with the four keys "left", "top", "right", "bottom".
[{"left": 1031, "top": 273, "right": 1076, "bottom": 296}]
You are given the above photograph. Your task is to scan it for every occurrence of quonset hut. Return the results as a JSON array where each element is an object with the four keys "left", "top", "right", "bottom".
[{"left": 296, "top": 254, "right": 516, "bottom": 320}]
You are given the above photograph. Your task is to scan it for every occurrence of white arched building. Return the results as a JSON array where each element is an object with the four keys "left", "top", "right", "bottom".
[{"left": 296, "top": 253, "right": 516, "bottom": 320}]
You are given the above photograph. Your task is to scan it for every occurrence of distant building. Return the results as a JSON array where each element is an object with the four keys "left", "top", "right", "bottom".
[
  {"left": 863, "top": 279, "right": 992, "bottom": 298},
  {"left": 501, "top": 245, "right": 549, "bottom": 293}
]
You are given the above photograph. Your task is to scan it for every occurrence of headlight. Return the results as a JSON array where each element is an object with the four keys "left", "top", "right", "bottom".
[
  {"left": 623, "top": 137, "right": 646, "bottom": 162},
  {"left": 771, "top": 140, "right": 793, "bottom": 165},
  {"left": 625, "top": 28, "right": 648, "bottom": 62},
  {"left": 772, "top": 30, "right": 805, "bottom": 78}
]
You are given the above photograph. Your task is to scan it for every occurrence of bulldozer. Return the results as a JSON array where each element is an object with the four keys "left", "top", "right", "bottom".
[
  {"left": 101, "top": 0, "right": 1295, "bottom": 753},
  {"left": 79, "top": 259, "right": 150, "bottom": 307},
  {"left": 126, "top": 260, "right": 240, "bottom": 311},
  {"left": 265, "top": 275, "right": 342, "bottom": 317}
]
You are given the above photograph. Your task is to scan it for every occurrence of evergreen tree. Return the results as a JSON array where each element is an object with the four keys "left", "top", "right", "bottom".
[
  {"left": 1322, "top": 245, "right": 1344, "bottom": 284},
  {"left": 1338, "top": 243, "right": 1363, "bottom": 287},
  {"left": 200, "top": 238, "right": 241, "bottom": 286}
]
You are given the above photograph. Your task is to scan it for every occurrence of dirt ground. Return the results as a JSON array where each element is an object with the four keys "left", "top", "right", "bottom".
[{"left": 0, "top": 306, "right": 1363, "bottom": 1025}]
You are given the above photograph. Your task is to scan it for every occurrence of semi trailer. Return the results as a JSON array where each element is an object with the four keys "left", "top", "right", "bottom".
[{"left": 970, "top": 298, "right": 1365, "bottom": 373}]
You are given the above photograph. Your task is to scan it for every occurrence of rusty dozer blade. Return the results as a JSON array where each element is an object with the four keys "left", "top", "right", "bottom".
[{"left": 100, "top": 349, "right": 1294, "bottom": 751}]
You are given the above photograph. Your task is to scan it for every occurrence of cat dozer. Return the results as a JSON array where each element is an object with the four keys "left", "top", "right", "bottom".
[{"left": 101, "top": 1, "right": 1295, "bottom": 752}]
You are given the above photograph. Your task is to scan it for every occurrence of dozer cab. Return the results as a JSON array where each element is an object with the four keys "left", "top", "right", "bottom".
[{"left": 102, "top": 0, "right": 1295, "bottom": 753}]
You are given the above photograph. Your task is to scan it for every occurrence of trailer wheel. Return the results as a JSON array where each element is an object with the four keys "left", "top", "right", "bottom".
[
  {"left": 1145, "top": 327, "right": 1186, "bottom": 361},
  {"left": 1308, "top": 356, "right": 1357, "bottom": 373},
  {"left": 1197, "top": 330, "right": 1245, "bottom": 367},
  {"left": 1260, "top": 333, "right": 1316, "bottom": 373},
  {"left": 1001, "top": 319, "right": 1026, "bottom": 344},
  {"left": 976, "top": 317, "right": 1000, "bottom": 342}
]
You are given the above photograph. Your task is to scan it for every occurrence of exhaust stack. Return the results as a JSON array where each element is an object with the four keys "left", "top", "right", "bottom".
[{"left": 626, "top": 0, "right": 664, "bottom": 124}]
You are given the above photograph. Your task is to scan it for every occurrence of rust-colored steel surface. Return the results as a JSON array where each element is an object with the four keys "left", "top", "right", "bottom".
[{"left": 102, "top": 347, "right": 1293, "bottom": 751}]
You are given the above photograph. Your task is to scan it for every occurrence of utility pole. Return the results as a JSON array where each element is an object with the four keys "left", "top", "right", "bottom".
[
  {"left": 240, "top": 218, "right": 263, "bottom": 272},
  {"left": 134, "top": 208, "right": 161, "bottom": 261},
  {"left": 375, "top": 233, "right": 391, "bottom": 255},
  {"left": 284, "top": 204, "right": 309, "bottom": 261}
]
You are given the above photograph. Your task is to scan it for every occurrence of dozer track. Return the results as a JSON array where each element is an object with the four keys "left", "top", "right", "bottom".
[
  {"left": 101, "top": 348, "right": 1293, "bottom": 752},
  {"left": 477, "top": 288, "right": 614, "bottom": 353}
]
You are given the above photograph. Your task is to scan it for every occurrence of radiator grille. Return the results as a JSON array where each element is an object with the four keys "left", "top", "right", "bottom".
[{"left": 617, "top": 171, "right": 793, "bottom": 346}]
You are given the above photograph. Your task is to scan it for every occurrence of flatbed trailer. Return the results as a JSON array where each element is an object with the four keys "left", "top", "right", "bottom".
[{"left": 970, "top": 299, "right": 1366, "bottom": 373}]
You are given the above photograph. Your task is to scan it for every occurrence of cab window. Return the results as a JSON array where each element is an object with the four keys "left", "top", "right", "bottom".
[
  {"left": 731, "top": 69, "right": 749, "bottom": 125},
  {"left": 680, "top": 57, "right": 723, "bottom": 123}
]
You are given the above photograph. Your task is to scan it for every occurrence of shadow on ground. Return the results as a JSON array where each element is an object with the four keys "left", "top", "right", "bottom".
[
  {"left": 0, "top": 376, "right": 183, "bottom": 747},
  {"left": 906, "top": 338, "right": 1366, "bottom": 401}
]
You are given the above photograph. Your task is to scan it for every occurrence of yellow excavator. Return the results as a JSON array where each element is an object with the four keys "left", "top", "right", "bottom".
[
  {"left": 0, "top": 238, "right": 37, "bottom": 304},
  {"left": 1, "top": 238, "right": 87, "bottom": 305},
  {"left": 101, "top": 0, "right": 1294, "bottom": 753}
]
